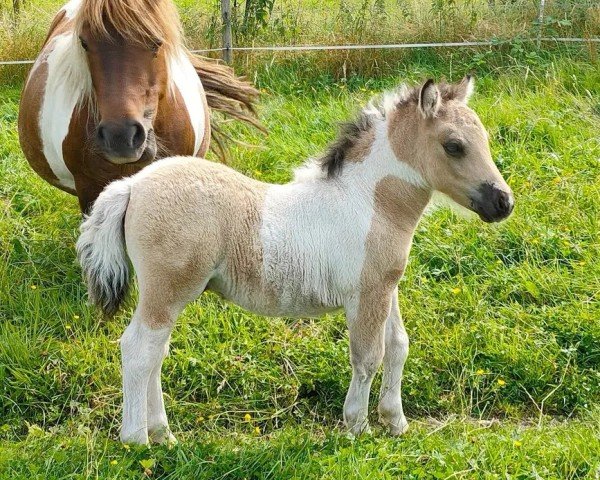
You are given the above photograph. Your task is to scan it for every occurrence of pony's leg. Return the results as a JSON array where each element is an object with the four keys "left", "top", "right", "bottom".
[
  {"left": 343, "top": 290, "right": 393, "bottom": 435},
  {"left": 146, "top": 339, "right": 176, "bottom": 444},
  {"left": 378, "top": 287, "right": 409, "bottom": 435},
  {"left": 120, "top": 305, "right": 175, "bottom": 445}
]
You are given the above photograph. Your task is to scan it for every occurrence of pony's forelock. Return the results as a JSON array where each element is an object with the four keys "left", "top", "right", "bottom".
[{"left": 74, "top": 0, "right": 182, "bottom": 58}]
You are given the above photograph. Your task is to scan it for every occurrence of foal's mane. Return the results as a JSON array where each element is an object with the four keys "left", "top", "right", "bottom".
[
  {"left": 74, "top": 0, "right": 182, "bottom": 57},
  {"left": 319, "top": 81, "right": 464, "bottom": 178}
]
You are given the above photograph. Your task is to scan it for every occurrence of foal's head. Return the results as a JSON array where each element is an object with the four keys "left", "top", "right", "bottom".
[
  {"left": 74, "top": 0, "right": 181, "bottom": 164},
  {"left": 389, "top": 77, "right": 514, "bottom": 222}
]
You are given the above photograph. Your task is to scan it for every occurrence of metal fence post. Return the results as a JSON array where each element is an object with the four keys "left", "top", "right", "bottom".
[{"left": 221, "top": 0, "right": 233, "bottom": 63}]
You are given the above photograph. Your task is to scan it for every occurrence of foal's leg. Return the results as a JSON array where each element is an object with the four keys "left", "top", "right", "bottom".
[
  {"left": 378, "top": 287, "right": 409, "bottom": 435},
  {"left": 344, "top": 290, "right": 393, "bottom": 435},
  {"left": 147, "top": 338, "right": 176, "bottom": 444},
  {"left": 120, "top": 305, "right": 174, "bottom": 444},
  {"left": 121, "top": 269, "right": 210, "bottom": 444}
]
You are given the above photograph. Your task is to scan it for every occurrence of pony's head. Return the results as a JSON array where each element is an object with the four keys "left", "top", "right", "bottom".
[
  {"left": 386, "top": 77, "right": 514, "bottom": 222},
  {"left": 74, "top": 0, "right": 181, "bottom": 164}
]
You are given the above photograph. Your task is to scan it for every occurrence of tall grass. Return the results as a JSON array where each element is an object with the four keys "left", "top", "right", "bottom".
[{"left": 0, "top": 0, "right": 598, "bottom": 83}]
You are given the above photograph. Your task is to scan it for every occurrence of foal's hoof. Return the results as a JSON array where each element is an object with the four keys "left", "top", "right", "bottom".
[
  {"left": 346, "top": 421, "right": 372, "bottom": 437},
  {"left": 379, "top": 415, "right": 409, "bottom": 436},
  {"left": 149, "top": 426, "right": 178, "bottom": 445},
  {"left": 121, "top": 430, "right": 149, "bottom": 445}
]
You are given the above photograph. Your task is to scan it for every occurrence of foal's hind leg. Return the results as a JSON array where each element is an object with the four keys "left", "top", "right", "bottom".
[
  {"left": 120, "top": 303, "right": 175, "bottom": 445},
  {"left": 343, "top": 290, "right": 393, "bottom": 435},
  {"left": 147, "top": 338, "right": 176, "bottom": 444},
  {"left": 378, "top": 287, "right": 409, "bottom": 435}
]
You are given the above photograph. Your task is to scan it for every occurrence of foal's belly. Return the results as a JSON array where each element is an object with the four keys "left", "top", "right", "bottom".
[{"left": 206, "top": 273, "right": 342, "bottom": 319}]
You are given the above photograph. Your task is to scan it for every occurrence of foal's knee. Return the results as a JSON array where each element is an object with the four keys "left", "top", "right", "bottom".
[
  {"left": 351, "top": 349, "right": 384, "bottom": 382},
  {"left": 387, "top": 328, "right": 409, "bottom": 359}
]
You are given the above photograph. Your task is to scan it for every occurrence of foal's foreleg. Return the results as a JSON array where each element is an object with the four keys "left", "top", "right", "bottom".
[
  {"left": 343, "top": 291, "right": 393, "bottom": 435},
  {"left": 378, "top": 287, "right": 409, "bottom": 435},
  {"left": 120, "top": 309, "right": 173, "bottom": 445}
]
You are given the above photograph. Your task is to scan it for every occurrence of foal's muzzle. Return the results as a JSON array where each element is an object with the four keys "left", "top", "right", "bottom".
[
  {"left": 471, "top": 182, "right": 514, "bottom": 223},
  {"left": 96, "top": 119, "right": 154, "bottom": 164}
]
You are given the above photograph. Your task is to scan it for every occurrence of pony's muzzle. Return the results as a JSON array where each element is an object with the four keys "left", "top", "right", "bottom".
[
  {"left": 97, "top": 120, "right": 147, "bottom": 164},
  {"left": 471, "top": 182, "right": 514, "bottom": 223}
]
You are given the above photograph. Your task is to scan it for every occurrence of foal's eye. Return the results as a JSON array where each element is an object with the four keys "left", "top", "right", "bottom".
[
  {"left": 79, "top": 37, "right": 89, "bottom": 51},
  {"left": 443, "top": 141, "right": 464, "bottom": 158}
]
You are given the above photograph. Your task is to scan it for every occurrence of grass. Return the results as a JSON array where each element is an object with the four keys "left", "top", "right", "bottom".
[
  {"left": 1, "top": 49, "right": 600, "bottom": 477},
  {"left": 0, "top": 0, "right": 599, "bottom": 83}
]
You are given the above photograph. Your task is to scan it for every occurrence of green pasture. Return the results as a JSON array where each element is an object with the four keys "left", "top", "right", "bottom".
[{"left": 0, "top": 46, "right": 599, "bottom": 478}]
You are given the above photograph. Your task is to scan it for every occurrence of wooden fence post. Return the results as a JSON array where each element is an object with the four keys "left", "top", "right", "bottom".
[
  {"left": 537, "top": 0, "right": 546, "bottom": 49},
  {"left": 221, "top": 0, "right": 233, "bottom": 63}
]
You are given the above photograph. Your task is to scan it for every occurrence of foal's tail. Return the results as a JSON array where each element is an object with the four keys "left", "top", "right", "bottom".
[
  {"left": 76, "top": 178, "right": 132, "bottom": 318},
  {"left": 189, "top": 55, "right": 266, "bottom": 159}
]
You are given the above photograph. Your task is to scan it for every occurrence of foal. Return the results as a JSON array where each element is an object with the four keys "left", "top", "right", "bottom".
[{"left": 77, "top": 77, "right": 514, "bottom": 444}]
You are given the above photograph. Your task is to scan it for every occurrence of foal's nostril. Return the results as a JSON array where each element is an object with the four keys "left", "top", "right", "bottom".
[{"left": 496, "top": 190, "right": 514, "bottom": 216}]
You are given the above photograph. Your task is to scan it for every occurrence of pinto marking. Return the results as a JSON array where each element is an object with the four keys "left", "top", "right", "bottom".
[
  {"left": 77, "top": 78, "right": 515, "bottom": 444},
  {"left": 170, "top": 51, "right": 207, "bottom": 156},
  {"left": 19, "top": 0, "right": 260, "bottom": 212},
  {"left": 39, "top": 33, "right": 91, "bottom": 191}
]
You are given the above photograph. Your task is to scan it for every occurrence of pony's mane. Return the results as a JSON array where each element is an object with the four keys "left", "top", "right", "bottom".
[
  {"left": 74, "top": 0, "right": 182, "bottom": 57},
  {"left": 317, "top": 81, "right": 465, "bottom": 178}
]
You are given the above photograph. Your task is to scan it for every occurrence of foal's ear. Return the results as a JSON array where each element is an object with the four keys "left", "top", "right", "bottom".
[
  {"left": 418, "top": 79, "right": 441, "bottom": 119},
  {"left": 455, "top": 75, "right": 475, "bottom": 104}
]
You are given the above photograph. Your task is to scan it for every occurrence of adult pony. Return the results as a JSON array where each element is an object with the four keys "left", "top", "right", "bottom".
[
  {"left": 77, "top": 77, "right": 514, "bottom": 444},
  {"left": 19, "top": 0, "right": 261, "bottom": 212}
]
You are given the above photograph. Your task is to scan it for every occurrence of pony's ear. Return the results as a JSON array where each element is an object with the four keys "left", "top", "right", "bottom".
[
  {"left": 455, "top": 75, "right": 475, "bottom": 104},
  {"left": 418, "top": 79, "right": 440, "bottom": 119}
]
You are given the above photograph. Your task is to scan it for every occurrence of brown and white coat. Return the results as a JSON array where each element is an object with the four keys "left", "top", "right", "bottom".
[{"left": 77, "top": 78, "right": 514, "bottom": 444}]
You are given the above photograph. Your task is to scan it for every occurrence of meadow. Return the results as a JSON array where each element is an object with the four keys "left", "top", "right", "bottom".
[{"left": 1, "top": 1, "right": 600, "bottom": 478}]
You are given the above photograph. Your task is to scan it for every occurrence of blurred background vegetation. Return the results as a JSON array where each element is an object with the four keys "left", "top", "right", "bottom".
[{"left": 0, "top": 0, "right": 598, "bottom": 83}]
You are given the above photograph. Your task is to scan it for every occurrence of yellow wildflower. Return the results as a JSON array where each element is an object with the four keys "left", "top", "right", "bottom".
[
  {"left": 513, "top": 440, "right": 522, "bottom": 447},
  {"left": 254, "top": 426, "right": 261, "bottom": 434},
  {"left": 451, "top": 287, "right": 461, "bottom": 295},
  {"left": 244, "top": 413, "right": 252, "bottom": 422},
  {"left": 110, "top": 460, "right": 118, "bottom": 465},
  {"left": 497, "top": 379, "right": 506, "bottom": 386},
  {"left": 73, "top": 315, "right": 80, "bottom": 320},
  {"left": 476, "top": 369, "right": 485, "bottom": 375},
  {"left": 30, "top": 285, "right": 37, "bottom": 290}
]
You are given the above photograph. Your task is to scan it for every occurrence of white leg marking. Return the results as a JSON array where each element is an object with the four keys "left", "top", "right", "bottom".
[
  {"left": 120, "top": 316, "right": 173, "bottom": 445},
  {"left": 378, "top": 287, "right": 409, "bottom": 435},
  {"left": 343, "top": 296, "right": 388, "bottom": 435},
  {"left": 146, "top": 341, "right": 177, "bottom": 444},
  {"left": 170, "top": 51, "right": 207, "bottom": 155}
]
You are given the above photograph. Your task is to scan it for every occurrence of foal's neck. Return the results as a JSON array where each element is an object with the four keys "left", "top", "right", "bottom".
[{"left": 334, "top": 117, "right": 432, "bottom": 232}]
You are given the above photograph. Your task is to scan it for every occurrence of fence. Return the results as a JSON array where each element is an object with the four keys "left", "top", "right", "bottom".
[{"left": 0, "top": 0, "right": 598, "bottom": 67}]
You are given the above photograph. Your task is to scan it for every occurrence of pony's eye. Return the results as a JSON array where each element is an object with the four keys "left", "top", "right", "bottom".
[
  {"left": 151, "top": 41, "right": 163, "bottom": 56},
  {"left": 443, "top": 141, "right": 464, "bottom": 158},
  {"left": 79, "top": 37, "right": 89, "bottom": 51}
]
